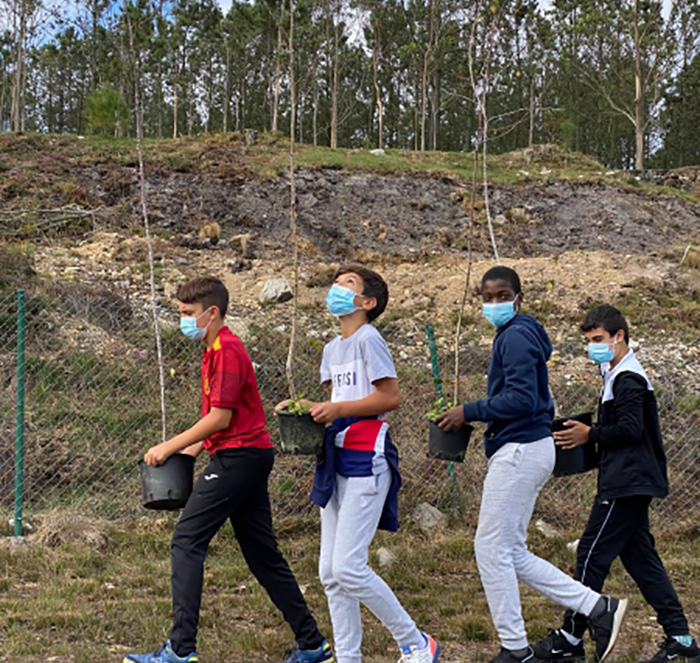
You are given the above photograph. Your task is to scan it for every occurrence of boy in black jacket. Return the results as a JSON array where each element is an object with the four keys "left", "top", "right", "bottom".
[{"left": 532, "top": 305, "right": 700, "bottom": 663}]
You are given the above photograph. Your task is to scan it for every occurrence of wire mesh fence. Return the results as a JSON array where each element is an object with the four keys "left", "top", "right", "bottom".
[{"left": 0, "top": 265, "right": 698, "bottom": 536}]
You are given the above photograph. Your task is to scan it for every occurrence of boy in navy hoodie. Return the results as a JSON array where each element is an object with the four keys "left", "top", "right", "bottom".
[
  {"left": 531, "top": 305, "right": 700, "bottom": 663},
  {"left": 436, "top": 267, "right": 626, "bottom": 663}
]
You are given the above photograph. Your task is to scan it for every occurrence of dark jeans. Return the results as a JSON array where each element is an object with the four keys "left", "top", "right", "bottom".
[
  {"left": 169, "top": 448, "right": 324, "bottom": 656},
  {"left": 563, "top": 495, "right": 688, "bottom": 639}
]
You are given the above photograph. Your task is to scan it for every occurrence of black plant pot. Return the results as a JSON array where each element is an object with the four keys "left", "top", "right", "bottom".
[
  {"left": 139, "top": 453, "right": 195, "bottom": 510},
  {"left": 428, "top": 420, "right": 474, "bottom": 463},
  {"left": 552, "top": 411, "right": 598, "bottom": 477},
  {"left": 277, "top": 411, "right": 326, "bottom": 455}
]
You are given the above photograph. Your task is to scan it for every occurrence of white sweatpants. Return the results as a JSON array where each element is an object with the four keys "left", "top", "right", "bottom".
[
  {"left": 319, "top": 472, "right": 423, "bottom": 663},
  {"left": 474, "top": 437, "right": 601, "bottom": 650}
]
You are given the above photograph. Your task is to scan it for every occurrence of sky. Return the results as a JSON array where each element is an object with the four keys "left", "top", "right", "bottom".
[
  {"left": 214, "top": 0, "right": 673, "bottom": 18},
  {"left": 0, "top": 0, "right": 676, "bottom": 38},
  {"left": 214, "top": 0, "right": 555, "bottom": 13}
]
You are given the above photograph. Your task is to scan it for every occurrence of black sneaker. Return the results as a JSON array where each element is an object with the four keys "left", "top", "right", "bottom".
[
  {"left": 589, "top": 596, "right": 628, "bottom": 662},
  {"left": 640, "top": 636, "right": 700, "bottom": 663},
  {"left": 487, "top": 647, "right": 536, "bottom": 663},
  {"left": 531, "top": 630, "right": 586, "bottom": 661}
]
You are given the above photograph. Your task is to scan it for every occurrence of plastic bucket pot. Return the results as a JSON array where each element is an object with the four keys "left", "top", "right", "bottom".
[
  {"left": 277, "top": 411, "right": 326, "bottom": 455},
  {"left": 428, "top": 420, "right": 474, "bottom": 463},
  {"left": 139, "top": 453, "right": 195, "bottom": 510},
  {"left": 552, "top": 411, "right": 598, "bottom": 477}
]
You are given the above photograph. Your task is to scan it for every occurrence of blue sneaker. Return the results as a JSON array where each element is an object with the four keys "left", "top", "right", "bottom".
[
  {"left": 123, "top": 641, "right": 198, "bottom": 663},
  {"left": 279, "top": 640, "right": 334, "bottom": 663}
]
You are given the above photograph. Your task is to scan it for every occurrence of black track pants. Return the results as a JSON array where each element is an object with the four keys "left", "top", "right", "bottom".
[
  {"left": 169, "top": 448, "right": 324, "bottom": 656},
  {"left": 563, "top": 495, "right": 688, "bottom": 639}
]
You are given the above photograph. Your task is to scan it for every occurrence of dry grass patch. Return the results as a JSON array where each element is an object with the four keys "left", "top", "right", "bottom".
[{"left": 0, "top": 516, "right": 698, "bottom": 663}]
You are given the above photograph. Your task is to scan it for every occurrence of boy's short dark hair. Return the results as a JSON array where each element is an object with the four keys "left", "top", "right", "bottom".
[
  {"left": 335, "top": 263, "right": 388, "bottom": 322},
  {"left": 581, "top": 304, "right": 629, "bottom": 343},
  {"left": 176, "top": 276, "right": 229, "bottom": 317},
  {"left": 481, "top": 266, "right": 521, "bottom": 293}
]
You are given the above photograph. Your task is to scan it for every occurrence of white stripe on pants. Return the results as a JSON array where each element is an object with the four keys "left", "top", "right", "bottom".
[
  {"left": 319, "top": 472, "right": 422, "bottom": 663},
  {"left": 474, "top": 437, "right": 601, "bottom": 650}
]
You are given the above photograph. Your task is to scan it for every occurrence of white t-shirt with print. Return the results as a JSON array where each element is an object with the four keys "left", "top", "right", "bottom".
[
  {"left": 320, "top": 323, "right": 397, "bottom": 474},
  {"left": 321, "top": 323, "right": 397, "bottom": 405}
]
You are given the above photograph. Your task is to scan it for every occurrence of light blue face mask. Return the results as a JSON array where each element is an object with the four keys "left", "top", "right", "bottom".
[
  {"left": 587, "top": 341, "right": 616, "bottom": 364},
  {"left": 180, "top": 308, "right": 212, "bottom": 341},
  {"left": 326, "top": 283, "right": 362, "bottom": 317},
  {"left": 482, "top": 300, "right": 517, "bottom": 328}
]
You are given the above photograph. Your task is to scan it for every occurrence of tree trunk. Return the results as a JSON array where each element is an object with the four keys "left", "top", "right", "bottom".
[
  {"left": 156, "top": 60, "right": 163, "bottom": 138},
  {"left": 299, "top": 90, "right": 303, "bottom": 143},
  {"left": 429, "top": 0, "right": 440, "bottom": 150},
  {"left": 10, "top": 2, "right": 27, "bottom": 133},
  {"left": 372, "top": 46, "right": 383, "bottom": 150},
  {"left": 206, "top": 55, "right": 214, "bottom": 134},
  {"left": 420, "top": 51, "right": 428, "bottom": 151},
  {"left": 0, "top": 82, "right": 6, "bottom": 130},
  {"left": 633, "top": 0, "right": 644, "bottom": 170},
  {"left": 223, "top": 44, "right": 230, "bottom": 133},
  {"left": 173, "top": 84, "right": 178, "bottom": 138},
  {"left": 312, "top": 65, "right": 319, "bottom": 146},
  {"left": 90, "top": 0, "right": 98, "bottom": 89},
  {"left": 528, "top": 74, "right": 535, "bottom": 147},
  {"left": 430, "top": 65, "right": 439, "bottom": 150},
  {"left": 271, "top": 17, "right": 283, "bottom": 133},
  {"left": 330, "top": 15, "right": 339, "bottom": 149},
  {"left": 413, "top": 77, "right": 419, "bottom": 151}
]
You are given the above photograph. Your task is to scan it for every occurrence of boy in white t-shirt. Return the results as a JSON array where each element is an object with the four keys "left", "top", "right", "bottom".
[{"left": 278, "top": 264, "right": 439, "bottom": 663}]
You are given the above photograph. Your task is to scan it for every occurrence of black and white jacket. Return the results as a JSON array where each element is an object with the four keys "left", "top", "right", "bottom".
[{"left": 588, "top": 350, "right": 668, "bottom": 501}]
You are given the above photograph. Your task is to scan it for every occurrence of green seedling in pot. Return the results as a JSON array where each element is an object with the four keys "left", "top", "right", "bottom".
[
  {"left": 425, "top": 398, "right": 456, "bottom": 422},
  {"left": 276, "top": 396, "right": 313, "bottom": 416}
]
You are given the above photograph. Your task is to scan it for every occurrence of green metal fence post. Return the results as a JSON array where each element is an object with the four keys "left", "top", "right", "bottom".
[
  {"left": 424, "top": 323, "right": 461, "bottom": 514},
  {"left": 14, "top": 289, "right": 26, "bottom": 537}
]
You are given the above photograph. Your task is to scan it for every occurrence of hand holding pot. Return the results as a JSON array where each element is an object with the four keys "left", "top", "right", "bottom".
[
  {"left": 144, "top": 441, "right": 173, "bottom": 467},
  {"left": 274, "top": 398, "right": 315, "bottom": 414},
  {"left": 553, "top": 420, "right": 590, "bottom": 450},
  {"left": 309, "top": 400, "right": 340, "bottom": 424},
  {"left": 435, "top": 405, "right": 466, "bottom": 432}
]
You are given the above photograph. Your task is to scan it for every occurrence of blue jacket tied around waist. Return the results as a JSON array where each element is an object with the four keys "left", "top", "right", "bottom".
[{"left": 310, "top": 416, "right": 402, "bottom": 532}]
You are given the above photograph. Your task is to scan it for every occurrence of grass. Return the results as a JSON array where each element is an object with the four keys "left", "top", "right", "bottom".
[{"left": 1, "top": 517, "right": 699, "bottom": 663}]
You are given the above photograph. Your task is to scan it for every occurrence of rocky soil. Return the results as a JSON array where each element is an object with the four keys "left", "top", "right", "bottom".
[
  {"left": 2, "top": 140, "right": 699, "bottom": 399},
  {"left": 62, "top": 166, "right": 700, "bottom": 261}
]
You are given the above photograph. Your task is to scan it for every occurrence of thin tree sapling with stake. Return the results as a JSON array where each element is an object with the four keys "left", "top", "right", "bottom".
[{"left": 277, "top": 0, "right": 325, "bottom": 456}]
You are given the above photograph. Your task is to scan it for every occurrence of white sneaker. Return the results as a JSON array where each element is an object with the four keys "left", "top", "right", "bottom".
[{"left": 399, "top": 633, "right": 440, "bottom": 663}]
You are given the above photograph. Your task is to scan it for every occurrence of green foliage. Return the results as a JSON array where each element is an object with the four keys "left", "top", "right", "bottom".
[
  {"left": 281, "top": 397, "right": 312, "bottom": 416},
  {"left": 84, "top": 85, "right": 130, "bottom": 136},
  {"left": 5, "top": 0, "right": 696, "bottom": 168},
  {"left": 424, "top": 398, "right": 455, "bottom": 421},
  {"left": 652, "top": 53, "right": 700, "bottom": 168},
  {"left": 559, "top": 119, "right": 577, "bottom": 152}
]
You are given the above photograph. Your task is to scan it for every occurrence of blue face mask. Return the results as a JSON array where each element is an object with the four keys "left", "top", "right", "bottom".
[
  {"left": 482, "top": 300, "right": 517, "bottom": 328},
  {"left": 326, "top": 283, "right": 362, "bottom": 317},
  {"left": 180, "top": 308, "right": 212, "bottom": 341},
  {"left": 587, "top": 341, "right": 616, "bottom": 364}
]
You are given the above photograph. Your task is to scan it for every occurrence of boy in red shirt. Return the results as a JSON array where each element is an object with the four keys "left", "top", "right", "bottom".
[{"left": 125, "top": 276, "right": 332, "bottom": 663}]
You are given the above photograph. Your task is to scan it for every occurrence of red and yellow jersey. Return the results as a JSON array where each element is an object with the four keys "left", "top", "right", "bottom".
[{"left": 201, "top": 327, "right": 272, "bottom": 453}]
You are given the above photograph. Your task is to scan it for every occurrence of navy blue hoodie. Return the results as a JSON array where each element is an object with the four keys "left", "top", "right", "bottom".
[{"left": 463, "top": 314, "right": 554, "bottom": 458}]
